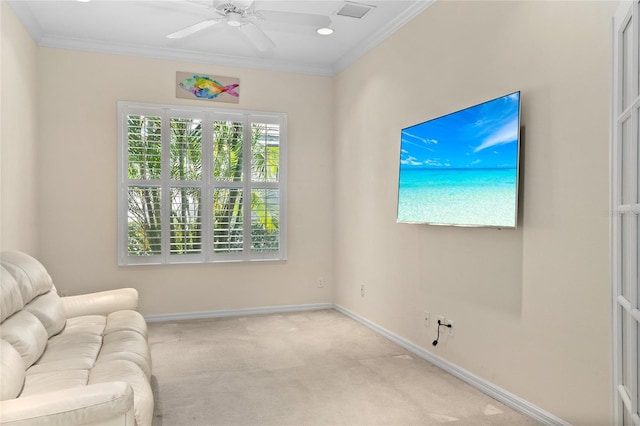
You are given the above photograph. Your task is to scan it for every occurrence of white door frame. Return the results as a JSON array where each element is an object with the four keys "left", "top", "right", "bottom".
[{"left": 611, "top": 1, "right": 640, "bottom": 425}]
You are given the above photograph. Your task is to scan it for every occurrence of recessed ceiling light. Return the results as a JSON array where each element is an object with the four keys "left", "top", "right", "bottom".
[
  {"left": 316, "top": 27, "right": 334, "bottom": 35},
  {"left": 76, "top": 0, "right": 91, "bottom": 2}
]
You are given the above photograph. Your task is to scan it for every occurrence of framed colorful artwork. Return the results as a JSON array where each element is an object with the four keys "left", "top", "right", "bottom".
[{"left": 176, "top": 72, "right": 240, "bottom": 103}]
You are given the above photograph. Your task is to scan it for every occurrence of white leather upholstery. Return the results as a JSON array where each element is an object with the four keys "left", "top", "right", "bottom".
[
  {"left": 23, "top": 292, "right": 66, "bottom": 338},
  {"left": 0, "top": 382, "right": 135, "bottom": 426},
  {"left": 98, "top": 330, "right": 152, "bottom": 379},
  {"left": 1, "top": 251, "right": 54, "bottom": 304},
  {"left": 0, "top": 339, "right": 25, "bottom": 400},
  {"left": 0, "top": 268, "right": 24, "bottom": 322},
  {"left": 62, "top": 289, "right": 138, "bottom": 318},
  {"left": 104, "top": 310, "right": 147, "bottom": 336},
  {"left": 89, "top": 361, "right": 153, "bottom": 426},
  {"left": 0, "top": 251, "right": 153, "bottom": 426},
  {"left": 21, "top": 369, "right": 90, "bottom": 398},
  {"left": 0, "top": 310, "right": 48, "bottom": 369}
]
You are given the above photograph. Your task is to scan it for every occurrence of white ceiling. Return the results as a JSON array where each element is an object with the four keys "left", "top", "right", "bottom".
[{"left": 8, "top": 0, "right": 434, "bottom": 76}]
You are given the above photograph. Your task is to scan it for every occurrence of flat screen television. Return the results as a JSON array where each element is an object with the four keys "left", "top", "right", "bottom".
[{"left": 397, "top": 91, "right": 521, "bottom": 228}]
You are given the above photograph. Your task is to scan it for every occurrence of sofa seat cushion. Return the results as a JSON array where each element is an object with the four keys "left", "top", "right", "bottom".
[
  {"left": 90, "top": 360, "right": 153, "bottom": 426},
  {"left": 104, "top": 310, "right": 148, "bottom": 338},
  {"left": 27, "top": 334, "right": 102, "bottom": 375},
  {"left": 97, "top": 330, "right": 152, "bottom": 379},
  {"left": 19, "top": 310, "right": 152, "bottom": 400},
  {"left": 64, "top": 315, "right": 107, "bottom": 335},
  {"left": 21, "top": 369, "right": 89, "bottom": 397},
  {"left": 36, "top": 332, "right": 102, "bottom": 364},
  {"left": 24, "top": 311, "right": 152, "bottom": 378},
  {"left": 26, "top": 357, "right": 95, "bottom": 375}
]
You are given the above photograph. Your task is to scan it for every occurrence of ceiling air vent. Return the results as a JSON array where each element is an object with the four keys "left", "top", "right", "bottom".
[{"left": 335, "top": 1, "right": 375, "bottom": 19}]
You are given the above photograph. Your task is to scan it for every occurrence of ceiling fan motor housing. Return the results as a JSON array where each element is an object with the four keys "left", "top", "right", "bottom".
[
  {"left": 217, "top": 2, "right": 249, "bottom": 26},
  {"left": 217, "top": 3, "right": 248, "bottom": 15}
]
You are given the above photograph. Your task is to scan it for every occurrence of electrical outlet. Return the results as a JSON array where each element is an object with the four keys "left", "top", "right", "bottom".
[
  {"left": 424, "top": 311, "right": 430, "bottom": 327},
  {"left": 447, "top": 320, "right": 454, "bottom": 336},
  {"left": 437, "top": 315, "right": 445, "bottom": 327},
  {"left": 317, "top": 277, "right": 325, "bottom": 288},
  {"left": 360, "top": 284, "right": 365, "bottom": 297}
]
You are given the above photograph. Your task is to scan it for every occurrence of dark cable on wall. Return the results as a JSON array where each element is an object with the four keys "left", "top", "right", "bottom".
[{"left": 432, "top": 319, "right": 452, "bottom": 346}]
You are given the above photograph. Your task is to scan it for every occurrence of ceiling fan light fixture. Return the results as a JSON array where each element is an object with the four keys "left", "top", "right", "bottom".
[
  {"left": 226, "top": 12, "right": 243, "bottom": 27},
  {"left": 317, "top": 27, "right": 334, "bottom": 35}
]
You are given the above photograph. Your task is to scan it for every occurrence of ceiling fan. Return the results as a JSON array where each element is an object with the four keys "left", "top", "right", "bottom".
[{"left": 166, "top": 0, "right": 332, "bottom": 52}]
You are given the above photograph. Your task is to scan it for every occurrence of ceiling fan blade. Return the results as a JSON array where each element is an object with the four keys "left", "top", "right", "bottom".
[
  {"left": 256, "top": 10, "right": 331, "bottom": 28},
  {"left": 166, "top": 18, "right": 220, "bottom": 39},
  {"left": 238, "top": 22, "right": 276, "bottom": 51}
]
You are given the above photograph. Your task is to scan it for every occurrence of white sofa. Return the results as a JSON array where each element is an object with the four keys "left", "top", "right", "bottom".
[{"left": 0, "top": 251, "right": 153, "bottom": 425}]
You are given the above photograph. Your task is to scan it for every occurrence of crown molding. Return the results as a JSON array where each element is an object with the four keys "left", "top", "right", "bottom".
[
  {"left": 6, "top": 0, "right": 43, "bottom": 41},
  {"left": 37, "top": 34, "right": 335, "bottom": 76}
]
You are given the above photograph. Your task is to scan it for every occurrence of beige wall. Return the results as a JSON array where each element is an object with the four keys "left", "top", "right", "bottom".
[
  {"left": 333, "top": 1, "right": 615, "bottom": 424},
  {"left": 1, "top": 2, "right": 40, "bottom": 254},
  {"left": 33, "top": 48, "right": 335, "bottom": 314}
]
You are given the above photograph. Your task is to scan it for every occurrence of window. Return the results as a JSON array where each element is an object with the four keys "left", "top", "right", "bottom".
[{"left": 117, "top": 102, "right": 286, "bottom": 265}]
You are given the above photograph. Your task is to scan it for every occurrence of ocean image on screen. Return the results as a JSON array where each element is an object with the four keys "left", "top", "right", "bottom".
[{"left": 397, "top": 92, "right": 520, "bottom": 228}]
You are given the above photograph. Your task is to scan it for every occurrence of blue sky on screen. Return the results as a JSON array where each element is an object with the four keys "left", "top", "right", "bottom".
[{"left": 400, "top": 92, "right": 520, "bottom": 169}]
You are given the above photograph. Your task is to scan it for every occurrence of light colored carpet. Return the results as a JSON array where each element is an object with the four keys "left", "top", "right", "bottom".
[{"left": 149, "top": 309, "right": 539, "bottom": 425}]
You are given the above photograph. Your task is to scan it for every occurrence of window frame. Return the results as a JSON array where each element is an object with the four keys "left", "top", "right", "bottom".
[{"left": 117, "top": 101, "right": 287, "bottom": 266}]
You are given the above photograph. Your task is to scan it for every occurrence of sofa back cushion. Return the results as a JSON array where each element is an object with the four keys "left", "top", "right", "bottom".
[
  {"left": 1, "top": 251, "right": 54, "bottom": 305},
  {"left": 0, "top": 310, "right": 48, "bottom": 369},
  {"left": 1, "top": 266, "right": 24, "bottom": 322},
  {"left": 0, "top": 339, "right": 25, "bottom": 400},
  {"left": 24, "top": 291, "right": 66, "bottom": 337},
  {"left": 1, "top": 251, "right": 66, "bottom": 338}
]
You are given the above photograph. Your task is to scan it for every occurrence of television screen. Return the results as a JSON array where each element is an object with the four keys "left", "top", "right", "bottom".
[{"left": 397, "top": 91, "right": 521, "bottom": 228}]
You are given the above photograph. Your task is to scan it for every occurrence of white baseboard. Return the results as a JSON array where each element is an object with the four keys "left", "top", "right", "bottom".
[
  {"left": 333, "top": 304, "right": 570, "bottom": 426},
  {"left": 145, "top": 302, "right": 567, "bottom": 425},
  {"left": 144, "top": 302, "right": 334, "bottom": 323}
]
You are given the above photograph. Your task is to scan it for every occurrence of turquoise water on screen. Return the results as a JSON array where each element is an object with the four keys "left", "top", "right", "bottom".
[{"left": 397, "top": 168, "right": 517, "bottom": 227}]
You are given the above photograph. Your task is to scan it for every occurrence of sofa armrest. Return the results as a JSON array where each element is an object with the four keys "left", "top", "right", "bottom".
[
  {"left": 61, "top": 288, "right": 139, "bottom": 318},
  {"left": 0, "top": 382, "right": 134, "bottom": 426}
]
